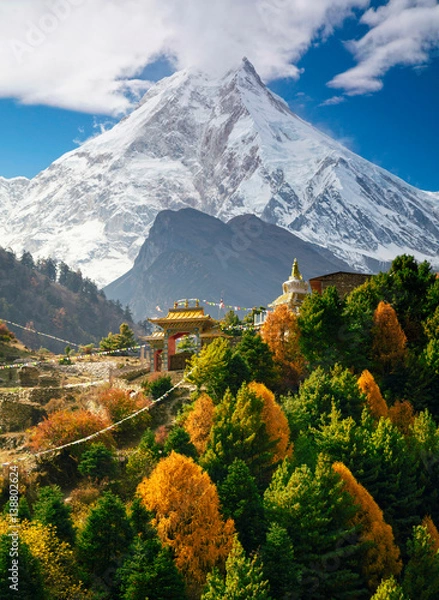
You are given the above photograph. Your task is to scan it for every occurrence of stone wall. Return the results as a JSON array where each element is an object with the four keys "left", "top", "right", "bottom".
[{"left": 0, "top": 394, "right": 47, "bottom": 433}]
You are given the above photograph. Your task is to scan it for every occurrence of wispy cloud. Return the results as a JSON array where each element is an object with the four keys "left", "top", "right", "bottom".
[
  {"left": 319, "top": 95, "right": 346, "bottom": 106},
  {"left": 0, "top": 0, "right": 368, "bottom": 115},
  {"left": 328, "top": 0, "right": 439, "bottom": 95}
]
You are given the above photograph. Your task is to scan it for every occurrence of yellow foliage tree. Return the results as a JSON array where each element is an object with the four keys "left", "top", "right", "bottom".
[
  {"left": 261, "top": 304, "right": 305, "bottom": 388},
  {"left": 137, "top": 452, "right": 235, "bottom": 587},
  {"left": 358, "top": 370, "right": 389, "bottom": 420},
  {"left": 372, "top": 301, "right": 407, "bottom": 373},
  {"left": 388, "top": 400, "right": 415, "bottom": 436},
  {"left": 0, "top": 517, "right": 91, "bottom": 599},
  {"left": 422, "top": 516, "right": 439, "bottom": 553},
  {"left": 184, "top": 393, "right": 215, "bottom": 455},
  {"left": 332, "top": 462, "right": 402, "bottom": 591},
  {"left": 248, "top": 382, "right": 292, "bottom": 463}
]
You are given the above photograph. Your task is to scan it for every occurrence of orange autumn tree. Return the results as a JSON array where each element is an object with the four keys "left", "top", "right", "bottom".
[
  {"left": 372, "top": 301, "right": 407, "bottom": 374},
  {"left": 248, "top": 382, "right": 292, "bottom": 463},
  {"left": 137, "top": 452, "right": 234, "bottom": 586},
  {"left": 358, "top": 370, "right": 389, "bottom": 420},
  {"left": 333, "top": 462, "right": 402, "bottom": 591},
  {"left": 184, "top": 393, "right": 215, "bottom": 455},
  {"left": 388, "top": 400, "right": 415, "bottom": 436},
  {"left": 261, "top": 304, "right": 305, "bottom": 388},
  {"left": 28, "top": 409, "right": 114, "bottom": 457},
  {"left": 97, "top": 387, "right": 151, "bottom": 439}
]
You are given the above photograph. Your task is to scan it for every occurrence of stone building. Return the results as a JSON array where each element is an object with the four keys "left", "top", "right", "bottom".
[{"left": 308, "top": 271, "right": 372, "bottom": 298}]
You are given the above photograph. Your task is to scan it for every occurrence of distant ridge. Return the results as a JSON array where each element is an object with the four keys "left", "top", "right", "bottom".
[{"left": 104, "top": 208, "right": 355, "bottom": 320}]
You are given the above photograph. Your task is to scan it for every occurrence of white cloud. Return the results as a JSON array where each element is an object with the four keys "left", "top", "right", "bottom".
[
  {"left": 329, "top": 0, "right": 439, "bottom": 95},
  {"left": 0, "top": 0, "right": 368, "bottom": 115},
  {"left": 319, "top": 95, "right": 346, "bottom": 105}
]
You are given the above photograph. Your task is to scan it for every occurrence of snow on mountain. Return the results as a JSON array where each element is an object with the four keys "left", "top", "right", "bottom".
[{"left": 1, "top": 58, "right": 438, "bottom": 286}]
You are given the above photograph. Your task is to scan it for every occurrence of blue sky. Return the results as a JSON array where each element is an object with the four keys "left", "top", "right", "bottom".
[{"left": 0, "top": 0, "right": 438, "bottom": 190}]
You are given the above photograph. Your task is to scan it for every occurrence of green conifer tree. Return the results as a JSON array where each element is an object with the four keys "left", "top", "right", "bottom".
[
  {"left": 371, "top": 576, "right": 406, "bottom": 600},
  {"left": 261, "top": 522, "right": 301, "bottom": 599},
  {"left": 33, "top": 485, "right": 75, "bottom": 545},
  {"left": 218, "top": 459, "right": 265, "bottom": 552},
  {"left": 402, "top": 524, "right": 439, "bottom": 600},
  {"left": 202, "top": 385, "right": 275, "bottom": 484},
  {"left": 164, "top": 426, "right": 198, "bottom": 459},
  {"left": 117, "top": 536, "right": 186, "bottom": 600},
  {"left": 235, "top": 330, "right": 277, "bottom": 387},
  {"left": 264, "top": 455, "right": 367, "bottom": 599},
  {"left": 77, "top": 491, "right": 133, "bottom": 575},
  {"left": 202, "top": 537, "right": 272, "bottom": 600},
  {"left": 0, "top": 535, "right": 46, "bottom": 600}
]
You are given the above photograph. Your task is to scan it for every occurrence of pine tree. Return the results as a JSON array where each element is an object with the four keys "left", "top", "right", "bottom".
[
  {"left": 261, "top": 522, "right": 300, "bottom": 599},
  {"left": 186, "top": 338, "right": 249, "bottom": 400},
  {"left": 117, "top": 536, "right": 186, "bottom": 600},
  {"left": 403, "top": 523, "right": 439, "bottom": 599},
  {"left": 77, "top": 491, "right": 133, "bottom": 575},
  {"left": 201, "top": 384, "right": 276, "bottom": 484},
  {"left": 365, "top": 418, "right": 422, "bottom": 547},
  {"left": 235, "top": 330, "right": 277, "bottom": 387},
  {"left": 33, "top": 485, "right": 76, "bottom": 545},
  {"left": 0, "top": 534, "right": 46, "bottom": 600},
  {"left": 164, "top": 426, "right": 198, "bottom": 459},
  {"left": 283, "top": 365, "right": 365, "bottom": 442},
  {"left": 78, "top": 442, "right": 117, "bottom": 482},
  {"left": 298, "top": 286, "right": 346, "bottom": 369},
  {"left": 264, "top": 455, "right": 367, "bottom": 599},
  {"left": 202, "top": 537, "right": 272, "bottom": 600},
  {"left": 371, "top": 576, "right": 406, "bottom": 600},
  {"left": 218, "top": 459, "right": 265, "bottom": 553},
  {"left": 409, "top": 410, "right": 439, "bottom": 524}
]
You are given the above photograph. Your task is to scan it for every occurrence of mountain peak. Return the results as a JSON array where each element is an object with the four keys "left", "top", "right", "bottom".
[{"left": 1, "top": 62, "right": 438, "bottom": 286}]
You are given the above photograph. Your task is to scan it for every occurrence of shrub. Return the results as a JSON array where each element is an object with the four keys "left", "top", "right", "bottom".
[
  {"left": 28, "top": 408, "right": 114, "bottom": 457},
  {"left": 98, "top": 388, "right": 151, "bottom": 439},
  {"left": 78, "top": 442, "right": 118, "bottom": 481},
  {"left": 143, "top": 374, "right": 173, "bottom": 400}
]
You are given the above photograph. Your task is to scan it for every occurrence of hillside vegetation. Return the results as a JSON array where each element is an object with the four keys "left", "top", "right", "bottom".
[
  {"left": 0, "top": 248, "right": 136, "bottom": 353},
  {"left": 1, "top": 254, "right": 439, "bottom": 599}
]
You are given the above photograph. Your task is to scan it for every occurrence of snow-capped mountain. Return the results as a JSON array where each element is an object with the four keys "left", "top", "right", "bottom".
[{"left": 1, "top": 58, "right": 438, "bottom": 286}]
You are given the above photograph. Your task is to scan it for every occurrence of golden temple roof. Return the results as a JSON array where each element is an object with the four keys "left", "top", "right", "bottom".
[{"left": 149, "top": 304, "right": 216, "bottom": 331}]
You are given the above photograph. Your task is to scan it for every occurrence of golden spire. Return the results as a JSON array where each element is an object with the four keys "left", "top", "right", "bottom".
[{"left": 291, "top": 258, "right": 303, "bottom": 280}]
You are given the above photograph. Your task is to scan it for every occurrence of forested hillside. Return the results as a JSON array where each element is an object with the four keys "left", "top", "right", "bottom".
[
  {"left": 0, "top": 248, "right": 136, "bottom": 352},
  {"left": 1, "top": 254, "right": 439, "bottom": 599}
]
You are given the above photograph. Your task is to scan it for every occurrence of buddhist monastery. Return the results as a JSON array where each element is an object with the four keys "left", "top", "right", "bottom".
[
  {"left": 268, "top": 258, "right": 309, "bottom": 313},
  {"left": 254, "top": 258, "right": 309, "bottom": 328},
  {"left": 145, "top": 299, "right": 227, "bottom": 372}
]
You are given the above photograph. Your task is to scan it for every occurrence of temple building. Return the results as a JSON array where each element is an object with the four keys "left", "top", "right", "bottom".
[
  {"left": 308, "top": 271, "right": 372, "bottom": 298},
  {"left": 254, "top": 258, "right": 309, "bottom": 328},
  {"left": 145, "top": 300, "right": 228, "bottom": 372},
  {"left": 268, "top": 258, "right": 309, "bottom": 313}
]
